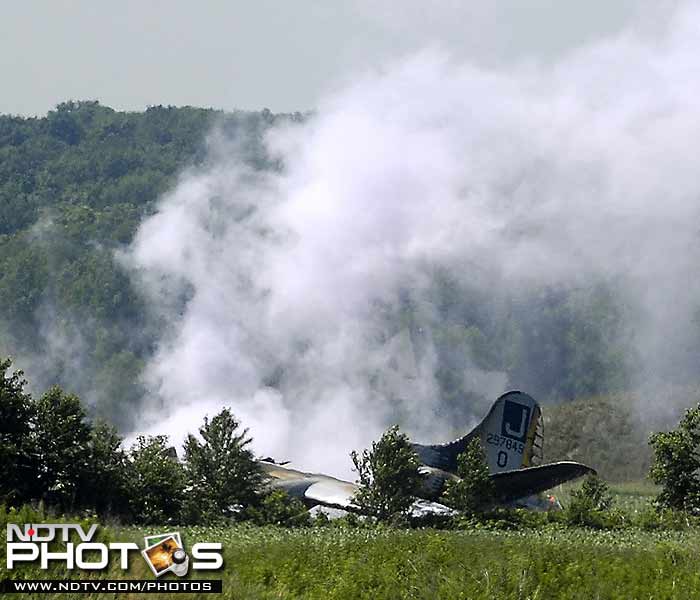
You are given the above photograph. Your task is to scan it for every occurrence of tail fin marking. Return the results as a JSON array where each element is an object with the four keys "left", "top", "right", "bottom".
[{"left": 412, "top": 391, "right": 542, "bottom": 474}]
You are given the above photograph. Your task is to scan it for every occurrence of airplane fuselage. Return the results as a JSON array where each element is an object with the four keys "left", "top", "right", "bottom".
[{"left": 259, "top": 391, "right": 594, "bottom": 515}]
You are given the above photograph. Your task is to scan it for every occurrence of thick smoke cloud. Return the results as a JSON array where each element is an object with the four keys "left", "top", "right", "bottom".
[{"left": 124, "top": 4, "right": 700, "bottom": 476}]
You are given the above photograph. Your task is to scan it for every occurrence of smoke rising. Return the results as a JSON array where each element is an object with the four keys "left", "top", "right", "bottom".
[{"left": 124, "top": 3, "right": 700, "bottom": 477}]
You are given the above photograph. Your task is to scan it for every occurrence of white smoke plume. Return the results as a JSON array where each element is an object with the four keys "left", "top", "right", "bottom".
[{"left": 124, "top": 3, "right": 700, "bottom": 477}]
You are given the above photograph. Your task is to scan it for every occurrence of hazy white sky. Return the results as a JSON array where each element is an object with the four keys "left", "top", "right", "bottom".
[{"left": 0, "top": 0, "right": 659, "bottom": 115}]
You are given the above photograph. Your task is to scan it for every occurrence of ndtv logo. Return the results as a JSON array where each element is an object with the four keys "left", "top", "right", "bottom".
[{"left": 6, "top": 524, "right": 223, "bottom": 575}]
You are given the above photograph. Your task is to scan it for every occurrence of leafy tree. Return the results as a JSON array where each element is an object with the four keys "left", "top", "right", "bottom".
[
  {"left": 350, "top": 425, "right": 424, "bottom": 522},
  {"left": 183, "top": 408, "right": 265, "bottom": 522},
  {"left": 77, "top": 421, "right": 132, "bottom": 516},
  {"left": 33, "top": 386, "right": 92, "bottom": 509},
  {"left": 442, "top": 437, "right": 496, "bottom": 515},
  {"left": 0, "top": 357, "right": 37, "bottom": 504},
  {"left": 650, "top": 405, "right": 700, "bottom": 512},
  {"left": 129, "top": 435, "right": 186, "bottom": 524},
  {"left": 48, "top": 108, "right": 83, "bottom": 145},
  {"left": 573, "top": 474, "right": 613, "bottom": 511},
  {"left": 565, "top": 474, "right": 614, "bottom": 526},
  {"left": 246, "top": 489, "right": 310, "bottom": 527}
]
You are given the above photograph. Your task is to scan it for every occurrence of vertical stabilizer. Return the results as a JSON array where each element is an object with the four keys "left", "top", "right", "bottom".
[
  {"left": 475, "top": 391, "right": 542, "bottom": 473},
  {"left": 413, "top": 391, "right": 543, "bottom": 474}
]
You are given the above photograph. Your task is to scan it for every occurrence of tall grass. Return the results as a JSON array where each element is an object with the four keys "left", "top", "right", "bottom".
[{"left": 3, "top": 499, "right": 700, "bottom": 599}]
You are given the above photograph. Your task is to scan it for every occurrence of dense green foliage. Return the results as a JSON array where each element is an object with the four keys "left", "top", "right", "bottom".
[
  {"left": 7, "top": 347, "right": 700, "bottom": 529},
  {"left": 0, "top": 101, "right": 278, "bottom": 428},
  {"left": 0, "top": 357, "right": 291, "bottom": 525},
  {"left": 649, "top": 403, "right": 700, "bottom": 512},
  {"left": 183, "top": 408, "right": 265, "bottom": 522},
  {"left": 6, "top": 357, "right": 700, "bottom": 598},
  {"left": 245, "top": 489, "right": 311, "bottom": 527},
  {"left": 564, "top": 474, "right": 615, "bottom": 527},
  {"left": 79, "top": 421, "right": 132, "bottom": 516},
  {"left": 33, "top": 386, "right": 92, "bottom": 508},
  {"left": 0, "top": 358, "right": 35, "bottom": 503},
  {"left": 442, "top": 437, "right": 496, "bottom": 514},
  {"left": 351, "top": 425, "right": 425, "bottom": 521},
  {"left": 128, "top": 435, "right": 187, "bottom": 524}
]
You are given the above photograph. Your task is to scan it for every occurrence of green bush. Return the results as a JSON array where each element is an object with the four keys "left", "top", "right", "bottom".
[
  {"left": 0, "top": 358, "right": 36, "bottom": 505},
  {"left": 128, "top": 435, "right": 186, "bottom": 524},
  {"left": 183, "top": 408, "right": 265, "bottom": 523},
  {"left": 650, "top": 403, "right": 700, "bottom": 512},
  {"left": 442, "top": 437, "right": 496, "bottom": 515},
  {"left": 350, "top": 425, "right": 424, "bottom": 522},
  {"left": 565, "top": 474, "right": 615, "bottom": 527},
  {"left": 246, "top": 489, "right": 311, "bottom": 527}
]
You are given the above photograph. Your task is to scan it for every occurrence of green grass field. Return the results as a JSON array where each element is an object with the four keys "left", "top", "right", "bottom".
[
  {"left": 4, "top": 484, "right": 700, "bottom": 600},
  {"left": 5, "top": 524, "right": 700, "bottom": 599}
]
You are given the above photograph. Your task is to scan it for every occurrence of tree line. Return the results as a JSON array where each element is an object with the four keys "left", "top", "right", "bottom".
[
  {"left": 0, "top": 357, "right": 307, "bottom": 525},
  {"left": 0, "top": 101, "right": 294, "bottom": 429},
  {"left": 5, "top": 352, "right": 700, "bottom": 530}
]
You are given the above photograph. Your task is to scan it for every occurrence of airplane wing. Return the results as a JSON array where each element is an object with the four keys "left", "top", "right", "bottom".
[
  {"left": 304, "top": 478, "right": 456, "bottom": 517},
  {"left": 261, "top": 462, "right": 455, "bottom": 517},
  {"left": 490, "top": 461, "right": 596, "bottom": 502},
  {"left": 303, "top": 479, "right": 359, "bottom": 510}
]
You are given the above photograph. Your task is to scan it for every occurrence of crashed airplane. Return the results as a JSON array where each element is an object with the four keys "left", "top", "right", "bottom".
[{"left": 260, "top": 391, "right": 595, "bottom": 515}]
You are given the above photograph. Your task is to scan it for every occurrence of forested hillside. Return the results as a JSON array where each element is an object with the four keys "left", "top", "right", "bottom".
[
  {"left": 0, "top": 101, "right": 697, "bottom": 436},
  {"left": 0, "top": 101, "right": 284, "bottom": 426}
]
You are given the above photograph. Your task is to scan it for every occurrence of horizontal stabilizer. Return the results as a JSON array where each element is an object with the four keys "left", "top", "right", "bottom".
[{"left": 491, "top": 461, "right": 596, "bottom": 502}]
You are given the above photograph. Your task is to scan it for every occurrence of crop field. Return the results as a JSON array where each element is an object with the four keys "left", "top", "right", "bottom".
[{"left": 3, "top": 484, "right": 700, "bottom": 600}]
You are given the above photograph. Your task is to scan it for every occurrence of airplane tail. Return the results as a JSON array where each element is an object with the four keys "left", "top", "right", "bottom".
[{"left": 413, "top": 391, "right": 543, "bottom": 474}]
